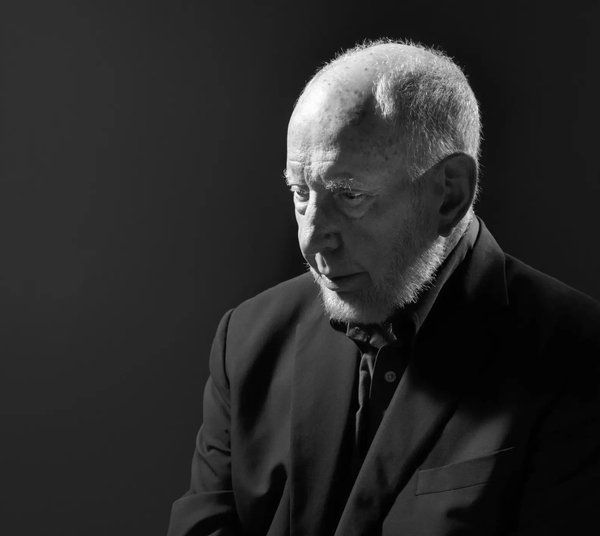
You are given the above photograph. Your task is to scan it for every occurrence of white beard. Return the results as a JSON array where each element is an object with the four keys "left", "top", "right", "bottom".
[{"left": 310, "top": 200, "right": 447, "bottom": 325}]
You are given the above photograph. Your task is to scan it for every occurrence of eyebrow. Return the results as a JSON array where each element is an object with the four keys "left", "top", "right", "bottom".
[
  {"left": 283, "top": 169, "right": 361, "bottom": 190},
  {"left": 323, "top": 178, "right": 357, "bottom": 191}
]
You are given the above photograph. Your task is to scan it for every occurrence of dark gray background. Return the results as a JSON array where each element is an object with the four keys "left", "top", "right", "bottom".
[{"left": 1, "top": 1, "right": 598, "bottom": 534}]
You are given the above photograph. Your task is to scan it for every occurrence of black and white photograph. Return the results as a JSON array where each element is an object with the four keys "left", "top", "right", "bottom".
[{"left": 2, "top": 1, "right": 599, "bottom": 535}]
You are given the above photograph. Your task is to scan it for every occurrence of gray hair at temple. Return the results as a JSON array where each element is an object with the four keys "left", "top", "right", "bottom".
[{"left": 300, "top": 39, "right": 482, "bottom": 194}]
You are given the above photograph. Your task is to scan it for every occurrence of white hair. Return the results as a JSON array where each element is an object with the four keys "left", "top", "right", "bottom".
[{"left": 301, "top": 38, "right": 482, "bottom": 192}]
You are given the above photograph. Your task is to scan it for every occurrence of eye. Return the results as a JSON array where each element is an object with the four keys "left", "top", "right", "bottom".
[
  {"left": 340, "top": 191, "right": 366, "bottom": 207},
  {"left": 290, "top": 185, "right": 309, "bottom": 202}
]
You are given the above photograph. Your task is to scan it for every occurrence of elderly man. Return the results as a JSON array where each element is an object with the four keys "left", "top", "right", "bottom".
[{"left": 168, "top": 41, "right": 600, "bottom": 535}]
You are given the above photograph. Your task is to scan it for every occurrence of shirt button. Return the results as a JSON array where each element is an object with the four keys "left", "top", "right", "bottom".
[{"left": 384, "top": 371, "right": 397, "bottom": 383}]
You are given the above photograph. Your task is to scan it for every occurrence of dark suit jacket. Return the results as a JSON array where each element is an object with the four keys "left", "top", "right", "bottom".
[{"left": 168, "top": 220, "right": 600, "bottom": 535}]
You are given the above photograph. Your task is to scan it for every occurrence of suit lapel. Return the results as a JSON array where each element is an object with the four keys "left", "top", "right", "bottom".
[
  {"left": 334, "top": 219, "right": 511, "bottom": 536},
  {"left": 290, "top": 302, "right": 360, "bottom": 536}
]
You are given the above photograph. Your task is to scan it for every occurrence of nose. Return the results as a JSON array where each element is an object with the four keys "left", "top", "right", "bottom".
[{"left": 298, "top": 195, "right": 341, "bottom": 258}]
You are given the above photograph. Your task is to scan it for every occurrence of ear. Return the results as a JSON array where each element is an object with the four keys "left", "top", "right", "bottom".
[{"left": 434, "top": 153, "right": 477, "bottom": 237}]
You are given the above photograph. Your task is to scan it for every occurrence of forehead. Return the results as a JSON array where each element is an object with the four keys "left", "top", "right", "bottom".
[
  {"left": 285, "top": 140, "right": 409, "bottom": 194},
  {"left": 286, "top": 99, "right": 405, "bottom": 187},
  {"left": 286, "top": 61, "right": 412, "bottom": 185}
]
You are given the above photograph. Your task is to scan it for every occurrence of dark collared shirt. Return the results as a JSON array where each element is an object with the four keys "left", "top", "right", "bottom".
[{"left": 331, "top": 219, "right": 479, "bottom": 460}]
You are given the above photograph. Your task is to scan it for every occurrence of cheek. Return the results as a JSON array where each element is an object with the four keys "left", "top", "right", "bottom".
[
  {"left": 350, "top": 218, "right": 406, "bottom": 264},
  {"left": 343, "top": 228, "right": 387, "bottom": 267},
  {"left": 294, "top": 208, "right": 302, "bottom": 228},
  {"left": 295, "top": 213, "right": 305, "bottom": 242}
]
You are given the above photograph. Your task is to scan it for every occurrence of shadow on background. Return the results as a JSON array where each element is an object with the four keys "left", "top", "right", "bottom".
[{"left": 1, "top": 1, "right": 598, "bottom": 534}]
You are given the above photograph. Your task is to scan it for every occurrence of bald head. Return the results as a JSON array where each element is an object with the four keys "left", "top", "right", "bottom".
[
  {"left": 288, "top": 72, "right": 399, "bottom": 174},
  {"left": 299, "top": 41, "right": 432, "bottom": 102},
  {"left": 291, "top": 40, "right": 481, "bottom": 184}
]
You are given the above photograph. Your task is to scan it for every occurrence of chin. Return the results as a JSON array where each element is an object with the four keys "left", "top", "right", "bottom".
[
  {"left": 319, "top": 287, "right": 396, "bottom": 325},
  {"left": 312, "top": 234, "right": 446, "bottom": 325}
]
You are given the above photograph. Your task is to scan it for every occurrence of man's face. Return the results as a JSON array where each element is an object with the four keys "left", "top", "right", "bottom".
[{"left": 286, "top": 89, "right": 445, "bottom": 325}]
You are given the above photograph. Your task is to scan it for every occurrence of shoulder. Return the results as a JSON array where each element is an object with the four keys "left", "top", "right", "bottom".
[
  {"left": 465, "top": 220, "right": 600, "bottom": 391},
  {"left": 499, "top": 252, "right": 600, "bottom": 398},
  {"left": 504, "top": 253, "right": 600, "bottom": 343},
  {"left": 470, "top": 220, "right": 600, "bottom": 342},
  {"left": 228, "top": 272, "right": 320, "bottom": 333},
  {"left": 215, "top": 273, "right": 323, "bottom": 380}
]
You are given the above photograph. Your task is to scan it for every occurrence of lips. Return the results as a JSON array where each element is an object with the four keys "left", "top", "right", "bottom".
[{"left": 319, "top": 272, "right": 370, "bottom": 292}]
